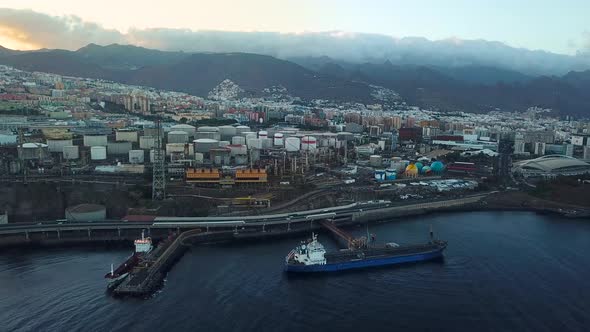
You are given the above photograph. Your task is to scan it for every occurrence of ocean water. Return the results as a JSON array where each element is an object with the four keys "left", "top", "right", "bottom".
[{"left": 1, "top": 211, "right": 589, "bottom": 332}]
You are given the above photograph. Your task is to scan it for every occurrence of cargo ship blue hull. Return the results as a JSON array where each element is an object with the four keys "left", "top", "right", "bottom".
[{"left": 284, "top": 247, "right": 444, "bottom": 273}]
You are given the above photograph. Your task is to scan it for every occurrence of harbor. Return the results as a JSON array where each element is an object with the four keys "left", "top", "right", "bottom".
[
  {"left": 3, "top": 211, "right": 589, "bottom": 331},
  {"left": 106, "top": 197, "right": 465, "bottom": 296}
]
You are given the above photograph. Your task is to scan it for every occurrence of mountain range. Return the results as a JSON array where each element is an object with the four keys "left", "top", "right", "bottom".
[{"left": 0, "top": 43, "right": 589, "bottom": 116}]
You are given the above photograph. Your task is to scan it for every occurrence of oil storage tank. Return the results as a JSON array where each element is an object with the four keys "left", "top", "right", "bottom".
[
  {"left": 170, "top": 124, "right": 196, "bottom": 137},
  {"left": 115, "top": 129, "right": 138, "bottom": 143},
  {"left": 228, "top": 144, "right": 247, "bottom": 156},
  {"left": 65, "top": 204, "right": 106, "bottom": 222},
  {"left": 83, "top": 134, "right": 107, "bottom": 147},
  {"left": 273, "top": 133, "right": 284, "bottom": 146},
  {"left": 194, "top": 139, "right": 219, "bottom": 153},
  {"left": 261, "top": 138, "right": 273, "bottom": 149},
  {"left": 374, "top": 169, "right": 386, "bottom": 181},
  {"left": 370, "top": 155, "right": 383, "bottom": 167},
  {"left": 195, "top": 131, "right": 221, "bottom": 140},
  {"left": 129, "top": 150, "right": 145, "bottom": 164},
  {"left": 139, "top": 136, "right": 156, "bottom": 149},
  {"left": 62, "top": 145, "right": 79, "bottom": 160},
  {"left": 385, "top": 169, "right": 397, "bottom": 180},
  {"left": 285, "top": 137, "right": 301, "bottom": 152},
  {"left": 247, "top": 138, "right": 262, "bottom": 150},
  {"left": 232, "top": 136, "right": 246, "bottom": 145},
  {"left": 47, "top": 138, "right": 73, "bottom": 153},
  {"left": 431, "top": 161, "right": 445, "bottom": 174},
  {"left": 19, "top": 143, "right": 49, "bottom": 160},
  {"left": 167, "top": 131, "right": 189, "bottom": 144},
  {"left": 243, "top": 132, "right": 257, "bottom": 139},
  {"left": 107, "top": 141, "right": 132, "bottom": 155},
  {"left": 219, "top": 125, "right": 237, "bottom": 140},
  {"left": 236, "top": 125, "right": 250, "bottom": 135},
  {"left": 90, "top": 146, "right": 107, "bottom": 160},
  {"left": 405, "top": 164, "right": 418, "bottom": 177},
  {"left": 301, "top": 136, "right": 317, "bottom": 152}
]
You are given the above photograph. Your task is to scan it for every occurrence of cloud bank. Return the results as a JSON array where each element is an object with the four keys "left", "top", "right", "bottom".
[{"left": 1, "top": 8, "right": 590, "bottom": 75}]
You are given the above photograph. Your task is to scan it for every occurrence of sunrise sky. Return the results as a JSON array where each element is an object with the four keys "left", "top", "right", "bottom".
[{"left": 1, "top": 0, "right": 589, "bottom": 55}]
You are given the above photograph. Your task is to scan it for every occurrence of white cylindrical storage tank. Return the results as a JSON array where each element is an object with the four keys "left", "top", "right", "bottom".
[
  {"left": 19, "top": 143, "right": 49, "bottom": 160},
  {"left": 285, "top": 137, "right": 301, "bottom": 152},
  {"left": 370, "top": 155, "right": 383, "bottom": 167},
  {"left": 90, "top": 146, "right": 107, "bottom": 160},
  {"left": 194, "top": 152, "right": 204, "bottom": 164},
  {"left": 167, "top": 131, "right": 189, "bottom": 144},
  {"left": 128, "top": 150, "right": 144, "bottom": 164},
  {"left": 218, "top": 125, "right": 237, "bottom": 140},
  {"left": 83, "top": 135, "right": 107, "bottom": 147},
  {"left": 195, "top": 131, "right": 221, "bottom": 140},
  {"left": 170, "top": 124, "right": 196, "bottom": 137},
  {"left": 197, "top": 126, "right": 220, "bottom": 133},
  {"left": 47, "top": 139, "right": 73, "bottom": 153},
  {"left": 328, "top": 137, "right": 337, "bottom": 147},
  {"left": 261, "top": 138, "right": 273, "bottom": 149},
  {"left": 228, "top": 144, "right": 248, "bottom": 156},
  {"left": 243, "top": 131, "right": 257, "bottom": 139},
  {"left": 235, "top": 125, "right": 250, "bottom": 135},
  {"left": 115, "top": 130, "right": 138, "bottom": 143},
  {"left": 139, "top": 136, "right": 156, "bottom": 150},
  {"left": 249, "top": 149, "right": 260, "bottom": 162},
  {"left": 247, "top": 138, "right": 262, "bottom": 150},
  {"left": 219, "top": 141, "right": 230, "bottom": 147},
  {"left": 65, "top": 204, "right": 106, "bottom": 222},
  {"left": 232, "top": 136, "right": 246, "bottom": 145},
  {"left": 62, "top": 145, "right": 79, "bottom": 160},
  {"left": 273, "top": 133, "right": 284, "bottom": 146},
  {"left": 258, "top": 131, "right": 268, "bottom": 139},
  {"left": 301, "top": 136, "right": 317, "bottom": 152},
  {"left": 193, "top": 139, "right": 219, "bottom": 153},
  {"left": 107, "top": 141, "right": 132, "bottom": 155}
]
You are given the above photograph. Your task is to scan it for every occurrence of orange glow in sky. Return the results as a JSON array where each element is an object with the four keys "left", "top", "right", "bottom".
[{"left": 0, "top": 26, "right": 40, "bottom": 50}]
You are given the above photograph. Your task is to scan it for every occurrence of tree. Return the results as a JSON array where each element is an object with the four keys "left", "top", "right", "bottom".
[{"left": 179, "top": 117, "right": 188, "bottom": 124}]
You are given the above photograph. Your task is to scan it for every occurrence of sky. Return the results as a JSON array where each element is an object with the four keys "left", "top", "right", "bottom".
[{"left": 0, "top": 0, "right": 589, "bottom": 55}]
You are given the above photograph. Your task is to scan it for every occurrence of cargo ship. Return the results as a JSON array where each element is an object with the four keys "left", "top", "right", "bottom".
[
  {"left": 105, "top": 230, "right": 153, "bottom": 289},
  {"left": 284, "top": 230, "right": 447, "bottom": 273}
]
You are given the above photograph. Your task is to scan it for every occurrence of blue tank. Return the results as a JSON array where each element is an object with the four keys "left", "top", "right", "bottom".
[
  {"left": 415, "top": 162, "right": 424, "bottom": 173},
  {"left": 374, "top": 170, "right": 386, "bottom": 181},
  {"left": 431, "top": 161, "right": 444, "bottom": 173},
  {"left": 385, "top": 169, "right": 397, "bottom": 180}
]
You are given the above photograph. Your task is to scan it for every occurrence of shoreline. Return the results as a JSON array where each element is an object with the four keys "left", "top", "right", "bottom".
[{"left": 1, "top": 203, "right": 586, "bottom": 251}]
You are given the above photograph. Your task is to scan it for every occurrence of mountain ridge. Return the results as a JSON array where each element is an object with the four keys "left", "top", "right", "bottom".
[{"left": 0, "top": 43, "right": 589, "bottom": 116}]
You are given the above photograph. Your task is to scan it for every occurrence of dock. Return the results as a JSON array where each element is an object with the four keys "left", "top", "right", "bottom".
[
  {"left": 112, "top": 229, "right": 236, "bottom": 297},
  {"left": 320, "top": 220, "right": 367, "bottom": 249},
  {"left": 113, "top": 232, "right": 188, "bottom": 296}
]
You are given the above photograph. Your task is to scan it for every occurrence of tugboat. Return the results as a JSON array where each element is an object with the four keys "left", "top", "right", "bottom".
[
  {"left": 105, "top": 230, "right": 153, "bottom": 289},
  {"left": 284, "top": 228, "right": 447, "bottom": 273}
]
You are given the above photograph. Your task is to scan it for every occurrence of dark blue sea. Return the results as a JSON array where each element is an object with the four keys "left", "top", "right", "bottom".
[{"left": 1, "top": 211, "right": 589, "bottom": 332}]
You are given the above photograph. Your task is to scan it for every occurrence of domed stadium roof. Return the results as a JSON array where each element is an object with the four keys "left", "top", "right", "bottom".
[{"left": 515, "top": 155, "right": 590, "bottom": 175}]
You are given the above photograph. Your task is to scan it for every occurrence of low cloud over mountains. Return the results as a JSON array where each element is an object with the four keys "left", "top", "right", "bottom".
[{"left": 1, "top": 7, "right": 590, "bottom": 76}]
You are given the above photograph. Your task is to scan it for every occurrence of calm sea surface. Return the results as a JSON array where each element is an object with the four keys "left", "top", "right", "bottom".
[{"left": 1, "top": 211, "right": 589, "bottom": 332}]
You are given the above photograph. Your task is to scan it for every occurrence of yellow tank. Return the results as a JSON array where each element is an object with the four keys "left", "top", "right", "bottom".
[{"left": 405, "top": 164, "right": 418, "bottom": 177}]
